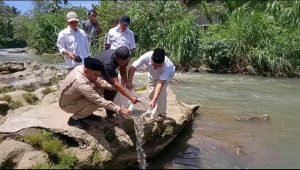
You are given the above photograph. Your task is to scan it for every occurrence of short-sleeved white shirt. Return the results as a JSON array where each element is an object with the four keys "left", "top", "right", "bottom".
[
  {"left": 56, "top": 26, "right": 91, "bottom": 68},
  {"left": 132, "top": 51, "right": 176, "bottom": 80},
  {"left": 106, "top": 24, "right": 136, "bottom": 50}
]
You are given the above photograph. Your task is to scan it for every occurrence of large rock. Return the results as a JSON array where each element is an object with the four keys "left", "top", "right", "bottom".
[
  {"left": 0, "top": 139, "right": 34, "bottom": 168},
  {"left": 0, "top": 61, "right": 65, "bottom": 92},
  {"left": 0, "top": 88, "right": 199, "bottom": 168},
  {"left": 16, "top": 150, "right": 49, "bottom": 169}
]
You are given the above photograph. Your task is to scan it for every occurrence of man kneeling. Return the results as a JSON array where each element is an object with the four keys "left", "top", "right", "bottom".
[{"left": 59, "top": 57, "right": 131, "bottom": 130}]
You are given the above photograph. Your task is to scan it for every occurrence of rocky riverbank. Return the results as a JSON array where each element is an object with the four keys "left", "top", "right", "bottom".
[{"left": 0, "top": 61, "right": 199, "bottom": 169}]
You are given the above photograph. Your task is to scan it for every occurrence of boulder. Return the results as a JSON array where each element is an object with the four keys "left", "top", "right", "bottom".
[
  {"left": 16, "top": 150, "right": 49, "bottom": 169},
  {"left": 0, "top": 62, "right": 65, "bottom": 92},
  {"left": 235, "top": 114, "right": 270, "bottom": 121},
  {"left": 0, "top": 88, "right": 199, "bottom": 168},
  {"left": 0, "top": 139, "right": 34, "bottom": 168}
]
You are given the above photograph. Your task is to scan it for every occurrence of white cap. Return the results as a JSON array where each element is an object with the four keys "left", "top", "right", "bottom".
[{"left": 66, "top": 12, "right": 79, "bottom": 22}]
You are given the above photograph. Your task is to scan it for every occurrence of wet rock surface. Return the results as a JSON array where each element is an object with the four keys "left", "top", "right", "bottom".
[{"left": 0, "top": 62, "right": 199, "bottom": 168}]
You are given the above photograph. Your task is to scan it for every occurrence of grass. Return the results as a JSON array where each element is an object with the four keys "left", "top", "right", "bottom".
[
  {"left": 9, "top": 100, "right": 23, "bottom": 110},
  {"left": 22, "top": 85, "right": 36, "bottom": 92},
  {"left": 32, "top": 153, "right": 78, "bottom": 169},
  {"left": 135, "top": 84, "right": 147, "bottom": 92},
  {"left": 24, "top": 130, "right": 78, "bottom": 169},
  {"left": 0, "top": 95, "right": 23, "bottom": 110},
  {"left": 0, "top": 95, "right": 12, "bottom": 103},
  {"left": 103, "top": 127, "right": 116, "bottom": 142},
  {"left": 22, "top": 93, "right": 39, "bottom": 105},
  {"left": 162, "top": 124, "right": 174, "bottom": 137},
  {"left": 92, "top": 148, "right": 102, "bottom": 165},
  {"left": 41, "top": 87, "right": 55, "bottom": 96},
  {"left": 0, "top": 86, "right": 16, "bottom": 94},
  {"left": 23, "top": 130, "right": 63, "bottom": 155}
]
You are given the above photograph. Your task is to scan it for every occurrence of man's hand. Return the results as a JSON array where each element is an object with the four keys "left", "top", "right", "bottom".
[
  {"left": 119, "top": 107, "right": 132, "bottom": 119},
  {"left": 126, "top": 82, "right": 133, "bottom": 90},
  {"left": 64, "top": 51, "right": 75, "bottom": 60},
  {"left": 149, "top": 99, "right": 156, "bottom": 110},
  {"left": 130, "top": 96, "right": 140, "bottom": 104}
]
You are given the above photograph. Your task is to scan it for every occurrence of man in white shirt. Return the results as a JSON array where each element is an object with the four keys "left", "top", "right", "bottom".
[
  {"left": 127, "top": 48, "right": 176, "bottom": 122},
  {"left": 57, "top": 11, "right": 91, "bottom": 71},
  {"left": 105, "top": 15, "right": 136, "bottom": 53}
]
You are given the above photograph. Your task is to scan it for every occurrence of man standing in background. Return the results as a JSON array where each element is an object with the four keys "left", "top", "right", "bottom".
[
  {"left": 105, "top": 15, "right": 136, "bottom": 53},
  {"left": 81, "top": 9, "right": 102, "bottom": 54},
  {"left": 57, "top": 11, "right": 90, "bottom": 71}
]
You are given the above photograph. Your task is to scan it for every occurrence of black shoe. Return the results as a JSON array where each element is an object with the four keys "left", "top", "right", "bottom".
[
  {"left": 67, "top": 117, "right": 89, "bottom": 130},
  {"left": 82, "top": 114, "right": 102, "bottom": 121}
]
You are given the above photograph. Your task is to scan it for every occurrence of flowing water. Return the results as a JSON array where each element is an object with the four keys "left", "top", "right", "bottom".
[
  {"left": 132, "top": 114, "right": 147, "bottom": 169},
  {"left": 2, "top": 49, "right": 300, "bottom": 169},
  {"left": 0, "top": 48, "right": 65, "bottom": 69},
  {"left": 149, "top": 73, "right": 300, "bottom": 169}
]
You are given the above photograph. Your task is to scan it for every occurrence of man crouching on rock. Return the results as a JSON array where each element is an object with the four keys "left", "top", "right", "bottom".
[{"left": 59, "top": 57, "right": 131, "bottom": 130}]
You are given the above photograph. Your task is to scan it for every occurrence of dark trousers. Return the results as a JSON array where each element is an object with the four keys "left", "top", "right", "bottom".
[{"left": 103, "top": 89, "right": 117, "bottom": 118}]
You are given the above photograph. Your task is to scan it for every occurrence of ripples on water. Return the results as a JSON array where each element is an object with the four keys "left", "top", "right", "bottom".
[{"left": 149, "top": 72, "right": 300, "bottom": 169}]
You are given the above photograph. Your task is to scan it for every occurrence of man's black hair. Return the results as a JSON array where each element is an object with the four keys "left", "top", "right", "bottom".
[
  {"left": 152, "top": 48, "right": 165, "bottom": 64},
  {"left": 88, "top": 9, "right": 97, "bottom": 16},
  {"left": 115, "top": 46, "right": 130, "bottom": 60}
]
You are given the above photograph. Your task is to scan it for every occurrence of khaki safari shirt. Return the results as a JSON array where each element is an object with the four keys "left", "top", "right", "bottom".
[{"left": 59, "top": 65, "right": 120, "bottom": 113}]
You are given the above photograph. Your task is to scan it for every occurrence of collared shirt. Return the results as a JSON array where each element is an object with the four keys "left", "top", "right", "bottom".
[
  {"left": 59, "top": 65, "right": 120, "bottom": 113},
  {"left": 56, "top": 26, "right": 91, "bottom": 69},
  {"left": 106, "top": 24, "right": 136, "bottom": 50},
  {"left": 132, "top": 51, "right": 176, "bottom": 81},
  {"left": 94, "top": 49, "right": 120, "bottom": 84}
]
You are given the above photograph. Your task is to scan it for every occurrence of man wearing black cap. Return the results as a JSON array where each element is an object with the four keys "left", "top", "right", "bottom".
[
  {"left": 95, "top": 46, "right": 140, "bottom": 121},
  {"left": 59, "top": 57, "right": 132, "bottom": 130},
  {"left": 105, "top": 15, "right": 136, "bottom": 53},
  {"left": 127, "top": 48, "right": 176, "bottom": 123}
]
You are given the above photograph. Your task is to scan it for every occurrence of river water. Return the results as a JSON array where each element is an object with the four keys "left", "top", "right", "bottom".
[{"left": 1, "top": 49, "right": 300, "bottom": 169}]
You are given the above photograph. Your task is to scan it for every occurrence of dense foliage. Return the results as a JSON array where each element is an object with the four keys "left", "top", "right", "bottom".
[{"left": 1, "top": 0, "right": 299, "bottom": 77}]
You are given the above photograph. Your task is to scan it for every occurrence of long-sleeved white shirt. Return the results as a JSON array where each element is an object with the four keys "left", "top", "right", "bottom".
[{"left": 57, "top": 26, "right": 91, "bottom": 69}]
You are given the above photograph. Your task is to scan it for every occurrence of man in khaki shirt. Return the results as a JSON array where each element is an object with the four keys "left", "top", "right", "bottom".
[{"left": 59, "top": 57, "right": 131, "bottom": 130}]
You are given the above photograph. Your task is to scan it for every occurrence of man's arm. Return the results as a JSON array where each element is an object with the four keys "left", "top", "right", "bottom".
[
  {"left": 77, "top": 81, "right": 132, "bottom": 118},
  {"left": 110, "top": 77, "right": 139, "bottom": 104},
  {"left": 126, "top": 66, "right": 137, "bottom": 89},
  {"left": 77, "top": 81, "right": 120, "bottom": 113},
  {"left": 149, "top": 80, "right": 166, "bottom": 110},
  {"left": 119, "top": 66, "right": 128, "bottom": 85},
  {"left": 95, "top": 77, "right": 114, "bottom": 91}
]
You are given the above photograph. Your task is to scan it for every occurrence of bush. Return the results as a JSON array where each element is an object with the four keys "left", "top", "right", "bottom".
[
  {"left": 22, "top": 93, "right": 39, "bottom": 105},
  {"left": 199, "top": 39, "right": 234, "bottom": 72},
  {"left": 158, "top": 15, "right": 202, "bottom": 67}
]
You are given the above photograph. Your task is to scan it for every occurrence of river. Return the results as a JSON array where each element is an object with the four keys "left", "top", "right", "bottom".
[{"left": 1, "top": 49, "right": 300, "bottom": 169}]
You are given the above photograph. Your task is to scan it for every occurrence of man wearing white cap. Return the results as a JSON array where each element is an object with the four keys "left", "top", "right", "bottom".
[{"left": 57, "top": 12, "right": 91, "bottom": 71}]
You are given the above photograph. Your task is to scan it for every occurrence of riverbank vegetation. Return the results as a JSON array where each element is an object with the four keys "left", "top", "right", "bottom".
[{"left": 0, "top": 0, "right": 299, "bottom": 77}]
